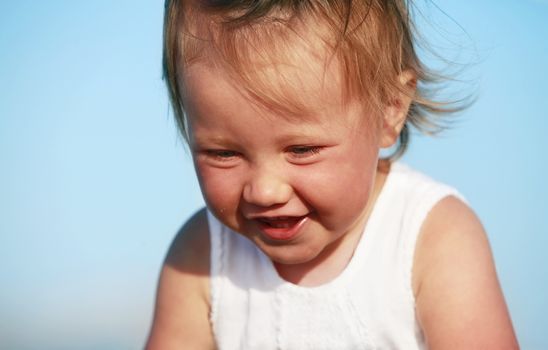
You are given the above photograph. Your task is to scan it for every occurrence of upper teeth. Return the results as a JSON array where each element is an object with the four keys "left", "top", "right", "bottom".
[
  {"left": 265, "top": 217, "right": 292, "bottom": 221},
  {"left": 269, "top": 222, "right": 293, "bottom": 228}
]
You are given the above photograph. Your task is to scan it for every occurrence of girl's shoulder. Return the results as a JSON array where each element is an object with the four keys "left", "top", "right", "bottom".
[
  {"left": 411, "top": 196, "right": 519, "bottom": 348},
  {"left": 166, "top": 207, "right": 211, "bottom": 272},
  {"left": 146, "top": 207, "right": 215, "bottom": 349}
]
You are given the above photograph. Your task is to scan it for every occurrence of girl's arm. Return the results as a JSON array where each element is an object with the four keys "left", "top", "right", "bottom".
[
  {"left": 146, "top": 208, "right": 216, "bottom": 350},
  {"left": 413, "top": 196, "right": 519, "bottom": 349}
]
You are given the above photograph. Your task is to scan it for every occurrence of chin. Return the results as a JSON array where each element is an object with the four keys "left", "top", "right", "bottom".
[{"left": 259, "top": 240, "right": 322, "bottom": 266}]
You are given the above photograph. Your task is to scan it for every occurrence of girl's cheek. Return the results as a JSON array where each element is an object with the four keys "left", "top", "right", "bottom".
[
  {"left": 197, "top": 167, "right": 242, "bottom": 216},
  {"left": 295, "top": 162, "right": 373, "bottom": 210}
]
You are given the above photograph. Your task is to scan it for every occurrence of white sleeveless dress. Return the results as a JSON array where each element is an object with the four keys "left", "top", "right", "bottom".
[{"left": 207, "top": 162, "right": 464, "bottom": 350}]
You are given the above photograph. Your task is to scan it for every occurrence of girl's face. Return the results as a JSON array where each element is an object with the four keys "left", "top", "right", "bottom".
[{"left": 183, "top": 53, "right": 390, "bottom": 273}]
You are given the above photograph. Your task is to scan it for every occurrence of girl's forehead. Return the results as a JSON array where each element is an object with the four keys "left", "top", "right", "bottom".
[
  {"left": 181, "top": 12, "right": 358, "bottom": 119},
  {"left": 182, "top": 59, "right": 370, "bottom": 140},
  {"left": 183, "top": 65, "right": 373, "bottom": 151},
  {"left": 183, "top": 54, "right": 350, "bottom": 124}
]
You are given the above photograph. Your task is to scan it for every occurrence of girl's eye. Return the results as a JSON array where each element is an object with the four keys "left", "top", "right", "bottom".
[
  {"left": 287, "top": 145, "right": 323, "bottom": 158},
  {"left": 205, "top": 149, "right": 239, "bottom": 161}
]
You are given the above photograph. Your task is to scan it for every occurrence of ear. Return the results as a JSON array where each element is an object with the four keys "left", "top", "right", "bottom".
[{"left": 379, "top": 70, "right": 416, "bottom": 148}]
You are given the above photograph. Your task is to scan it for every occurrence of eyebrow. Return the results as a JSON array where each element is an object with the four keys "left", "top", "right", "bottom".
[
  {"left": 274, "top": 131, "right": 322, "bottom": 145},
  {"left": 190, "top": 135, "right": 239, "bottom": 148}
]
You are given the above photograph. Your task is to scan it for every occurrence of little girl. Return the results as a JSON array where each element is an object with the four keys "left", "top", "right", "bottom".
[{"left": 147, "top": 1, "right": 518, "bottom": 349}]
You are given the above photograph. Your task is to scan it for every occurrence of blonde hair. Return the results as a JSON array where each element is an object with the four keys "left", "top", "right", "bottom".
[{"left": 163, "top": 0, "right": 467, "bottom": 159}]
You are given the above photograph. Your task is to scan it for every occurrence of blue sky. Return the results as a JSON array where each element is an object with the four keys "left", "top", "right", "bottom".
[{"left": 1, "top": 1, "right": 547, "bottom": 349}]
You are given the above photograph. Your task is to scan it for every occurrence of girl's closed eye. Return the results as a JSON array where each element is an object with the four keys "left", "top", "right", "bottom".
[
  {"left": 206, "top": 149, "right": 237, "bottom": 160},
  {"left": 199, "top": 149, "right": 242, "bottom": 167},
  {"left": 286, "top": 145, "right": 324, "bottom": 161}
]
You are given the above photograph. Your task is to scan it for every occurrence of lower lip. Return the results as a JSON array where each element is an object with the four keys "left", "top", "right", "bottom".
[{"left": 257, "top": 216, "right": 308, "bottom": 241}]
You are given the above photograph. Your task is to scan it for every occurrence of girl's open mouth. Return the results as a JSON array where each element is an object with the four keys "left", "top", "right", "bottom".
[{"left": 256, "top": 215, "right": 308, "bottom": 241}]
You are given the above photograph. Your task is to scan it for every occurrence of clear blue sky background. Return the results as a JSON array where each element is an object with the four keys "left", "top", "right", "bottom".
[{"left": 1, "top": 1, "right": 546, "bottom": 349}]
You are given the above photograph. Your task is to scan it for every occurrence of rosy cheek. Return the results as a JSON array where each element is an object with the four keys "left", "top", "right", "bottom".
[
  {"left": 294, "top": 161, "right": 373, "bottom": 219},
  {"left": 195, "top": 165, "right": 242, "bottom": 219}
]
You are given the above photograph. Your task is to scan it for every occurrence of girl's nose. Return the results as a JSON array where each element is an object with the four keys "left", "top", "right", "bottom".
[{"left": 242, "top": 169, "right": 292, "bottom": 208}]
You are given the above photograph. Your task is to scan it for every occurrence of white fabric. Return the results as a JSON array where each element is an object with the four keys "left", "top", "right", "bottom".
[{"left": 207, "top": 162, "right": 465, "bottom": 350}]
